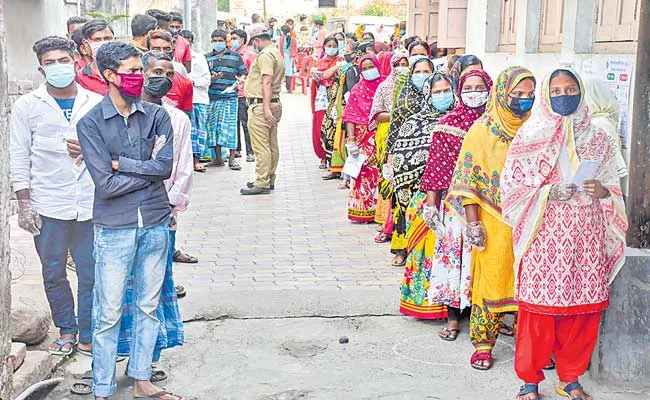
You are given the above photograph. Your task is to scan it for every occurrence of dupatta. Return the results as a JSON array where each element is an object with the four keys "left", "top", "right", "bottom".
[
  {"left": 500, "top": 69, "right": 627, "bottom": 284},
  {"left": 342, "top": 55, "right": 385, "bottom": 126}
]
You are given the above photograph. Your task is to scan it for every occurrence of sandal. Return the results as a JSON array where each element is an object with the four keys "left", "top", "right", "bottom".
[
  {"left": 70, "top": 373, "right": 93, "bottom": 395},
  {"left": 194, "top": 165, "right": 207, "bottom": 173},
  {"left": 322, "top": 173, "right": 341, "bottom": 180},
  {"left": 48, "top": 337, "right": 76, "bottom": 356},
  {"left": 229, "top": 160, "right": 242, "bottom": 171},
  {"left": 207, "top": 160, "right": 225, "bottom": 167},
  {"left": 374, "top": 232, "right": 392, "bottom": 243},
  {"left": 150, "top": 366, "right": 168, "bottom": 383},
  {"left": 499, "top": 322, "right": 516, "bottom": 337},
  {"left": 173, "top": 250, "right": 198, "bottom": 264},
  {"left": 134, "top": 391, "right": 184, "bottom": 400},
  {"left": 391, "top": 254, "right": 406, "bottom": 267},
  {"left": 337, "top": 181, "right": 349, "bottom": 189},
  {"left": 516, "top": 383, "right": 539, "bottom": 400},
  {"left": 557, "top": 382, "right": 592, "bottom": 400},
  {"left": 470, "top": 351, "right": 493, "bottom": 370},
  {"left": 318, "top": 160, "right": 328, "bottom": 169},
  {"left": 175, "top": 285, "right": 187, "bottom": 298},
  {"left": 543, "top": 358, "right": 556, "bottom": 370},
  {"left": 438, "top": 327, "right": 460, "bottom": 342}
]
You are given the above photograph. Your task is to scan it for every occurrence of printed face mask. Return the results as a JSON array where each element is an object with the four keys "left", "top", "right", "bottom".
[
  {"left": 550, "top": 94, "right": 581, "bottom": 116},
  {"left": 411, "top": 73, "right": 432, "bottom": 91},
  {"left": 43, "top": 63, "right": 76, "bottom": 88},
  {"left": 362, "top": 67, "right": 380, "bottom": 81},
  {"left": 144, "top": 76, "right": 173, "bottom": 99},
  {"left": 325, "top": 47, "right": 339, "bottom": 57},
  {"left": 461, "top": 90, "right": 489, "bottom": 108},
  {"left": 509, "top": 96, "right": 535, "bottom": 117},
  {"left": 430, "top": 91, "right": 454, "bottom": 111}
]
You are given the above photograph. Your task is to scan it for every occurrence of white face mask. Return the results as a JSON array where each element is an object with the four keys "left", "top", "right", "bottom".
[
  {"left": 461, "top": 90, "right": 489, "bottom": 108},
  {"left": 89, "top": 40, "right": 112, "bottom": 58}
]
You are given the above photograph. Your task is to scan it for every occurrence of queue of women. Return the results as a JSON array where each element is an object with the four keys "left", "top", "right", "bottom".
[{"left": 310, "top": 35, "right": 629, "bottom": 400}]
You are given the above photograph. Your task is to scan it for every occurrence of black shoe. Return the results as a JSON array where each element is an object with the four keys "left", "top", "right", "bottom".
[
  {"left": 175, "top": 285, "right": 186, "bottom": 298},
  {"left": 240, "top": 186, "right": 271, "bottom": 195},
  {"left": 247, "top": 181, "right": 274, "bottom": 190}
]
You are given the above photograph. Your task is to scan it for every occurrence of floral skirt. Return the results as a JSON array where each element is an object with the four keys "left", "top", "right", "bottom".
[{"left": 348, "top": 125, "right": 379, "bottom": 222}]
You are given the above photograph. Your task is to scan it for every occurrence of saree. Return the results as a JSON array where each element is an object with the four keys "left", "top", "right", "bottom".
[
  {"left": 419, "top": 69, "right": 494, "bottom": 311},
  {"left": 392, "top": 73, "right": 455, "bottom": 254},
  {"left": 446, "top": 66, "right": 534, "bottom": 314},
  {"left": 311, "top": 54, "right": 343, "bottom": 161},
  {"left": 321, "top": 68, "right": 346, "bottom": 168},
  {"left": 343, "top": 55, "right": 384, "bottom": 222},
  {"left": 501, "top": 69, "right": 627, "bottom": 316}
]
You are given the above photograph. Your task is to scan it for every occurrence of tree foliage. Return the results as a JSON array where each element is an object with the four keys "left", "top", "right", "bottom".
[
  {"left": 217, "top": 0, "right": 230, "bottom": 13},
  {"left": 85, "top": 12, "right": 129, "bottom": 23},
  {"left": 361, "top": 2, "right": 391, "bottom": 16}
]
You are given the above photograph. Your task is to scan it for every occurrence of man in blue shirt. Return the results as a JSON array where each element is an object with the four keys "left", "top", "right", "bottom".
[
  {"left": 205, "top": 29, "right": 248, "bottom": 170},
  {"left": 77, "top": 41, "right": 182, "bottom": 400}
]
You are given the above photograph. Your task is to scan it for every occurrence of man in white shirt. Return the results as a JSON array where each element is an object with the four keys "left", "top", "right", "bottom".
[
  {"left": 9, "top": 36, "right": 102, "bottom": 357},
  {"left": 179, "top": 30, "right": 211, "bottom": 172}
]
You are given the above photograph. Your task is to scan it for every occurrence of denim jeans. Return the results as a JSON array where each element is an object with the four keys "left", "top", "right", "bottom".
[
  {"left": 33, "top": 216, "right": 94, "bottom": 344},
  {"left": 92, "top": 221, "right": 169, "bottom": 398}
]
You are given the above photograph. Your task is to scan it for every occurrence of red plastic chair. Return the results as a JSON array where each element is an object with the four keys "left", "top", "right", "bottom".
[{"left": 291, "top": 52, "right": 313, "bottom": 94}]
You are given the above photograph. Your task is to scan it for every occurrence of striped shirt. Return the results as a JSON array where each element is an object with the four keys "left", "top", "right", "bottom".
[{"left": 205, "top": 49, "right": 248, "bottom": 100}]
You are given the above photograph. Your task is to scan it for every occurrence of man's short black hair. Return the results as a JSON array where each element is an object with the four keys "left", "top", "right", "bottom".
[
  {"left": 142, "top": 50, "right": 173, "bottom": 71},
  {"left": 313, "top": 19, "right": 324, "bottom": 27},
  {"left": 211, "top": 30, "right": 228, "bottom": 39},
  {"left": 32, "top": 36, "right": 76, "bottom": 64},
  {"left": 96, "top": 41, "right": 141, "bottom": 82},
  {"left": 131, "top": 14, "right": 157, "bottom": 37},
  {"left": 179, "top": 30, "right": 194, "bottom": 42},
  {"left": 71, "top": 29, "right": 86, "bottom": 52},
  {"left": 299, "top": 15, "right": 307, "bottom": 22},
  {"left": 252, "top": 33, "right": 271, "bottom": 42},
  {"left": 169, "top": 11, "right": 183, "bottom": 23},
  {"left": 231, "top": 29, "right": 247, "bottom": 43},
  {"left": 146, "top": 9, "right": 171, "bottom": 23},
  {"left": 66, "top": 16, "right": 91, "bottom": 33},
  {"left": 81, "top": 18, "right": 113, "bottom": 40}
]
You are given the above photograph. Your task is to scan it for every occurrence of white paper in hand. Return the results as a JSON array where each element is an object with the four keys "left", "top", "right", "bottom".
[
  {"left": 343, "top": 154, "right": 367, "bottom": 179},
  {"left": 572, "top": 160, "right": 600, "bottom": 189}
]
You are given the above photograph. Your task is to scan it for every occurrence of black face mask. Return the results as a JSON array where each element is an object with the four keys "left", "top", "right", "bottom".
[
  {"left": 144, "top": 76, "right": 173, "bottom": 99},
  {"left": 344, "top": 54, "right": 353, "bottom": 63}
]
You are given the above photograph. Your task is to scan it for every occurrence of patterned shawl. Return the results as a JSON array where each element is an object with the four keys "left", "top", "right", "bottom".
[
  {"left": 386, "top": 57, "right": 435, "bottom": 153},
  {"left": 501, "top": 69, "right": 627, "bottom": 284},
  {"left": 393, "top": 72, "right": 456, "bottom": 212},
  {"left": 369, "top": 52, "right": 408, "bottom": 124},
  {"left": 342, "top": 55, "right": 385, "bottom": 125},
  {"left": 419, "top": 69, "right": 494, "bottom": 192},
  {"left": 447, "top": 66, "right": 535, "bottom": 221},
  {"left": 584, "top": 78, "right": 628, "bottom": 178}
]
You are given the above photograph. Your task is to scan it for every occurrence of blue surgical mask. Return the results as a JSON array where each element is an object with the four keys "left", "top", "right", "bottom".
[
  {"left": 43, "top": 63, "right": 76, "bottom": 88},
  {"left": 212, "top": 42, "right": 226, "bottom": 53},
  {"left": 395, "top": 66, "right": 409, "bottom": 74},
  {"left": 430, "top": 91, "right": 454, "bottom": 111},
  {"left": 509, "top": 96, "right": 535, "bottom": 117},
  {"left": 362, "top": 67, "right": 380, "bottom": 81},
  {"left": 231, "top": 39, "right": 241, "bottom": 51},
  {"left": 409, "top": 55, "right": 427, "bottom": 66},
  {"left": 411, "top": 73, "right": 431, "bottom": 91},
  {"left": 550, "top": 94, "right": 581, "bottom": 116},
  {"left": 338, "top": 41, "right": 345, "bottom": 51},
  {"left": 253, "top": 47, "right": 260, "bottom": 55},
  {"left": 325, "top": 47, "right": 339, "bottom": 57}
]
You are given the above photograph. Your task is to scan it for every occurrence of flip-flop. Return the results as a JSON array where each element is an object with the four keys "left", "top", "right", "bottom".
[
  {"left": 193, "top": 166, "right": 207, "bottom": 173},
  {"left": 48, "top": 337, "right": 76, "bottom": 356},
  {"left": 172, "top": 250, "right": 198, "bottom": 263},
  {"left": 150, "top": 367, "right": 168, "bottom": 383},
  {"left": 134, "top": 390, "right": 184, "bottom": 400},
  {"left": 391, "top": 254, "right": 406, "bottom": 267},
  {"left": 516, "top": 383, "right": 539, "bottom": 400},
  {"left": 438, "top": 327, "right": 460, "bottom": 342},
  {"left": 70, "top": 373, "right": 92, "bottom": 395},
  {"left": 557, "top": 382, "right": 592, "bottom": 400},
  {"left": 77, "top": 347, "right": 92, "bottom": 357},
  {"left": 499, "top": 323, "right": 516, "bottom": 337},
  {"left": 374, "top": 233, "right": 392, "bottom": 243}
]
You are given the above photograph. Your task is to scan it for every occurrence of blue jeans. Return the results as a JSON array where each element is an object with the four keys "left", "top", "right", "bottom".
[
  {"left": 33, "top": 216, "right": 94, "bottom": 344},
  {"left": 92, "top": 222, "right": 169, "bottom": 398}
]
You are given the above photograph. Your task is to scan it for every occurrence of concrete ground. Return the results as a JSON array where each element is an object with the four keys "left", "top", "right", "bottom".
[{"left": 9, "top": 93, "right": 648, "bottom": 400}]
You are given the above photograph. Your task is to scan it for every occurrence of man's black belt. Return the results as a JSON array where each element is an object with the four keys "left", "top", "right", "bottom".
[{"left": 247, "top": 98, "right": 280, "bottom": 105}]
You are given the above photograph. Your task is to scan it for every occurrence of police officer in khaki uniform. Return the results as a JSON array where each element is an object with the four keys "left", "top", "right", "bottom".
[{"left": 241, "top": 26, "right": 285, "bottom": 195}]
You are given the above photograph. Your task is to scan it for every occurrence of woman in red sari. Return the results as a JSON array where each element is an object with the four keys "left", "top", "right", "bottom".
[
  {"left": 343, "top": 55, "right": 385, "bottom": 222},
  {"left": 311, "top": 36, "right": 343, "bottom": 169},
  {"left": 501, "top": 69, "right": 627, "bottom": 400}
]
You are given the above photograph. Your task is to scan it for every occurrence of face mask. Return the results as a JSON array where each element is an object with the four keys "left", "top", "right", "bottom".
[
  {"left": 231, "top": 39, "right": 241, "bottom": 51},
  {"left": 212, "top": 42, "right": 226, "bottom": 53},
  {"left": 43, "top": 63, "right": 76, "bottom": 88},
  {"left": 89, "top": 41, "right": 108, "bottom": 57},
  {"left": 395, "top": 66, "right": 409, "bottom": 74},
  {"left": 344, "top": 54, "right": 353, "bottom": 63},
  {"left": 509, "top": 96, "right": 535, "bottom": 117},
  {"left": 144, "top": 76, "right": 173, "bottom": 99},
  {"left": 114, "top": 72, "right": 145, "bottom": 99},
  {"left": 338, "top": 41, "right": 345, "bottom": 50},
  {"left": 461, "top": 90, "right": 489, "bottom": 108},
  {"left": 325, "top": 47, "right": 339, "bottom": 57},
  {"left": 411, "top": 73, "right": 431, "bottom": 91},
  {"left": 430, "top": 91, "right": 454, "bottom": 111},
  {"left": 550, "top": 94, "right": 581, "bottom": 116},
  {"left": 409, "top": 55, "right": 427, "bottom": 66},
  {"left": 362, "top": 67, "right": 380, "bottom": 81}
]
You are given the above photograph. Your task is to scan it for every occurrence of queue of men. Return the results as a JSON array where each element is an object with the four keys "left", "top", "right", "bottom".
[{"left": 9, "top": 8, "right": 284, "bottom": 400}]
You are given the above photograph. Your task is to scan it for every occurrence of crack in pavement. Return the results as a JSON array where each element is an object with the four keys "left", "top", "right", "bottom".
[{"left": 183, "top": 313, "right": 403, "bottom": 324}]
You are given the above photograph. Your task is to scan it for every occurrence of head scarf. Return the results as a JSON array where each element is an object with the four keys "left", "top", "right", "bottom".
[
  {"left": 584, "top": 78, "right": 628, "bottom": 177},
  {"left": 369, "top": 52, "right": 408, "bottom": 122},
  {"left": 386, "top": 57, "right": 435, "bottom": 153},
  {"left": 343, "top": 55, "right": 385, "bottom": 125},
  {"left": 393, "top": 72, "right": 456, "bottom": 210},
  {"left": 501, "top": 68, "right": 627, "bottom": 283},
  {"left": 377, "top": 51, "right": 393, "bottom": 77},
  {"left": 446, "top": 66, "right": 535, "bottom": 220},
  {"left": 419, "top": 69, "right": 494, "bottom": 192},
  {"left": 449, "top": 55, "right": 482, "bottom": 91}
]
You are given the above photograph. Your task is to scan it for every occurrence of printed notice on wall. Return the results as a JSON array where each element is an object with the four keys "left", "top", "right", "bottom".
[{"left": 605, "top": 58, "right": 634, "bottom": 150}]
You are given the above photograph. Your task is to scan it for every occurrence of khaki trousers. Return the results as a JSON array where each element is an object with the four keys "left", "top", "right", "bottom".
[{"left": 247, "top": 102, "right": 282, "bottom": 189}]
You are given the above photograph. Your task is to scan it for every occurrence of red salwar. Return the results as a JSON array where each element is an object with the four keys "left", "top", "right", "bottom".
[
  {"left": 515, "top": 307, "right": 601, "bottom": 384},
  {"left": 312, "top": 110, "right": 326, "bottom": 161}
]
